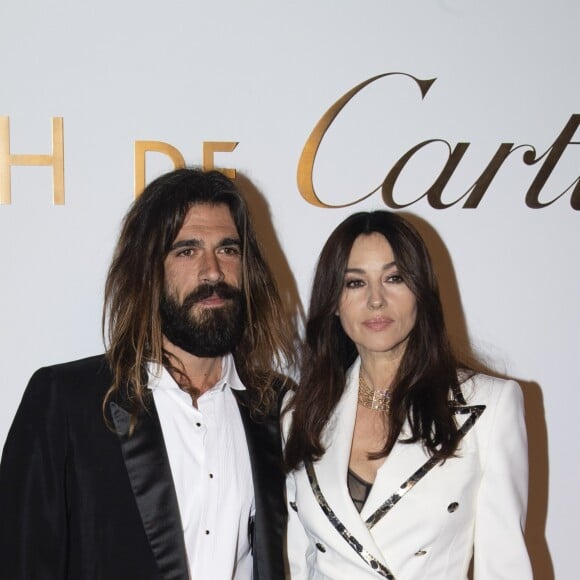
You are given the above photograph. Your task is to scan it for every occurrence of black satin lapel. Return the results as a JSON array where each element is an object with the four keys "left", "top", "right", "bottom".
[
  {"left": 233, "top": 390, "right": 286, "bottom": 580},
  {"left": 109, "top": 401, "right": 189, "bottom": 580}
]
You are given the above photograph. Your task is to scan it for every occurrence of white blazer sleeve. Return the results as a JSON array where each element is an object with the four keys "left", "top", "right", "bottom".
[{"left": 473, "top": 379, "right": 533, "bottom": 579}]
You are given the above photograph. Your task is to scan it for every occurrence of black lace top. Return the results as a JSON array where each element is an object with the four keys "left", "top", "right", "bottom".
[{"left": 347, "top": 469, "right": 373, "bottom": 513}]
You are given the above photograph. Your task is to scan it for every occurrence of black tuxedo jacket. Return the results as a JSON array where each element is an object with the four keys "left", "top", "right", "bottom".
[{"left": 0, "top": 355, "right": 287, "bottom": 580}]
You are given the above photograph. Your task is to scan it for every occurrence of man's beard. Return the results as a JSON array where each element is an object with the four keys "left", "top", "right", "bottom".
[{"left": 160, "top": 282, "right": 245, "bottom": 358}]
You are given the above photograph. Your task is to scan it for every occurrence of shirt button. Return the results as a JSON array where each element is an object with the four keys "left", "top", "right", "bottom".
[
  {"left": 195, "top": 422, "right": 202, "bottom": 427},
  {"left": 315, "top": 542, "right": 326, "bottom": 553},
  {"left": 209, "top": 473, "right": 214, "bottom": 479},
  {"left": 414, "top": 549, "right": 427, "bottom": 556},
  {"left": 289, "top": 501, "right": 298, "bottom": 512},
  {"left": 447, "top": 502, "right": 459, "bottom": 513},
  {"left": 205, "top": 530, "right": 210, "bottom": 535}
]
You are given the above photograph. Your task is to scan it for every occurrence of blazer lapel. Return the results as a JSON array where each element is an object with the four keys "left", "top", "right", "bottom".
[
  {"left": 311, "top": 359, "right": 390, "bottom": 568},
  {"left": 361, "top": 426, "right": 431, "bottom": 523},
  {"left": 315, "top": 360, "right": 363, "bottom": 527},
  {"left": 109, "top": 397, "right": 189, "bottom": 580},
  {"left": 361, "top": 390, "right": 486, "bottom": 529}
]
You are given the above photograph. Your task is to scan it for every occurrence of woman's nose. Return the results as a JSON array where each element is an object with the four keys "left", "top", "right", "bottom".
[{"left": 367, "top": 284, "right": 385, "bottom": 310}]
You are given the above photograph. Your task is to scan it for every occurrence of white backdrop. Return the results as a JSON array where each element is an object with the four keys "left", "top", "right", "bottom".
[{"left": 1, "top": 1, "right": 577, "bottom": 577}]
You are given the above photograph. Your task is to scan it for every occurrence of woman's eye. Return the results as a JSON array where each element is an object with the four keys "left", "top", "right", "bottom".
[
  {"left": 386, "top": 274, "right": 404, "bottom": 283},
  {"left": 345, "top": 279, "right": 364, "bottom": 289}
]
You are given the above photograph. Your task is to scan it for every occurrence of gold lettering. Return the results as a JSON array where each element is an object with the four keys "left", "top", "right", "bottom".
[
  {"left": 296, "top": 73, "right": 436, "bottom": 208},
  {"left": 523, "top": 114, "right": 580, "bottom": 209},
  {"left": 382, "top": 141, "right": 532, "bottom": 209},
  {"left": 0, "top": 116, "right": 65, "bottom": 205},
  {"left": 461, "top": 143, "right": 528, "bottom": 208},
  {"left": 134, "top": 140, "right": 239, "bottom": 196},
  {"left": 382, "top": 140, "right": 470, "bottom": 209},
  {"left": 134, "top": 141, "right": 186, "bottom": 197},
  {"left": 202, "top": 141, "right": 238, "bottom": 179},
  {"left": 298, "top": 74, "right": 580, "bottom": 211}
]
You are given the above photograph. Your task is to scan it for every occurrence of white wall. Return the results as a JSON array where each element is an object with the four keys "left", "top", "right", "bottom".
[{"left": 1, "top": 1, "right": 577, "bottom": 577}]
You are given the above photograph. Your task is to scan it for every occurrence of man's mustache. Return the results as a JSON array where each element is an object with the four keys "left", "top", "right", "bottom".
[{"left": 182, "top": 282, "right": 241, "bottom": 310}]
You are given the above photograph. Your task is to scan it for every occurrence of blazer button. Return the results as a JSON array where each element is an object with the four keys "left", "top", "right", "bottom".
[
  {"left": 289, "top": 501, "right": 298, "bottom": 512},
  {"left": 316, "top": 542, "right": 326, "bottom": 553},
  {"left": 414, "top": 549, "right": 427, "bottom": 556},
  {"left": 447, "top": 502, "right": 459, "bottom": 513}
]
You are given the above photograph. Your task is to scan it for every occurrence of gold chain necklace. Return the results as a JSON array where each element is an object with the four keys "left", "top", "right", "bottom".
[{"left": 358, "top": 372, "right": 391, "bottom": 412}]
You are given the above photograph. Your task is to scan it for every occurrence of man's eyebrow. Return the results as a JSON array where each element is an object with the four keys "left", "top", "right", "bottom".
[
  {"left": 219, "top": 237, "right": 242, "bottom": 247},
  {"left": 170, "top": 238, "right": 202, "bottom": 251},
  {"left": 344, "top": 261, "right": 397, "bottom": 274},
  {"left": 170, "top": 237, "right": 242, "bottom": 251}
]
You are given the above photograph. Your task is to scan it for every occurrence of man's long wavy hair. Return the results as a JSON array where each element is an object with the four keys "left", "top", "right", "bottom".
[
  {"left": 284, "top": 211, "right": 467, "bottom": 471},
  {"left": 103, "top": 168, "right": 294, "bottom": 424}
]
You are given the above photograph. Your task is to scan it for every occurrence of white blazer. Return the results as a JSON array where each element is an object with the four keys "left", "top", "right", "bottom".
[{"left": 283, "top": 358, "right": 532, "bottom": 579}]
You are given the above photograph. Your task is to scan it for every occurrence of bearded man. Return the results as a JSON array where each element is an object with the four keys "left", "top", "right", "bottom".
[{"left": 0, "top": 169, "right": 294, "bottom": 580}]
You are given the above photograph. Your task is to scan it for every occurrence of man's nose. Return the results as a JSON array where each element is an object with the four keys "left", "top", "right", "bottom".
[{"left": 199, "top": 253, "right": 225, "bottom": 283}]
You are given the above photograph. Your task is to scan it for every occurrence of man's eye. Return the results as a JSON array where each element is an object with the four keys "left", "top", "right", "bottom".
[
  {"left": 176, "top": 248, "right": 195, "bottom": 257},
  {"left": 220, "top": 247, "right": 241, "bottom": 256}
]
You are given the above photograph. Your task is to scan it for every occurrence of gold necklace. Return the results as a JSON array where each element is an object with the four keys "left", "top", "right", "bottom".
[{"left": 358, "top": 372, "right": 391, "bottom": 412}]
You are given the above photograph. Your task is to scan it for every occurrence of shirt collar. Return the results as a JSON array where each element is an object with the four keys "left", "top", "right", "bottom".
[{"left": 147, "top": 353, "right": 246, "bottom": 393}]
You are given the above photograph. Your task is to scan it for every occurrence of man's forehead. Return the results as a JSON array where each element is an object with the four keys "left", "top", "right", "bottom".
[{"left": 176, "top": 203, "right": 239, "bottom": 238}]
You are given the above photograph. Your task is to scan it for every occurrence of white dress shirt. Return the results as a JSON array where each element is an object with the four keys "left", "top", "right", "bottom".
[{"left": 148, "top": 354, "right": 254, "bottom": 579}]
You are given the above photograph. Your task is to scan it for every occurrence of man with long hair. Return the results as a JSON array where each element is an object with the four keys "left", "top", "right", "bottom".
[{"left": 0, "top": 168, "right": 294, "bottom": 580}]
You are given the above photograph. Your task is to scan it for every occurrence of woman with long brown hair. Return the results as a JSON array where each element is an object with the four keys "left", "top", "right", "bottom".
[{"left": 284, "top": 211, "right": 531, "bottom": 579}]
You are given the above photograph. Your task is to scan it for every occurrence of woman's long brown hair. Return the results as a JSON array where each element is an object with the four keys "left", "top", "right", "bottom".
[{"left": 284, "top": 211, "right": 467, "bottom": 471}]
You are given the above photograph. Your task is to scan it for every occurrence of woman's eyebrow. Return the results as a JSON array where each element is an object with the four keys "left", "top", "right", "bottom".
[{"left": 345, "top": 261, "right": 396, "bottom": 274}]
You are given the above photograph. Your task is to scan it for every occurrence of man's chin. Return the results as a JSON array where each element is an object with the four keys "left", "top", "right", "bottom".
[
  {"left": 196, "top": 300, "right": 230, "bottom": 310},
  {"left": 189, "top": 301, "right": 233, "bottom": 319}
]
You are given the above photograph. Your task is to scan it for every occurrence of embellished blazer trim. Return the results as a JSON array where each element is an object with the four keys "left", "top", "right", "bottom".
[
  {"left": 305, "top": 460, "right": 396, "bottom": 579},
  {"left": 304, "top": 402, "right": 486, "bottom": 579}
]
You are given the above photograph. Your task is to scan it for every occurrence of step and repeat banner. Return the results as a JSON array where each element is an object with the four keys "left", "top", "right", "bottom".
[{"left": 1, "top": 1, "right": 577, "bottom": 577}]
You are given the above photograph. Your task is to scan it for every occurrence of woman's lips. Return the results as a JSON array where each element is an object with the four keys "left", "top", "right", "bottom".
[{"left": 362, "top": 317, "right": 394, "bottom": 331}]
